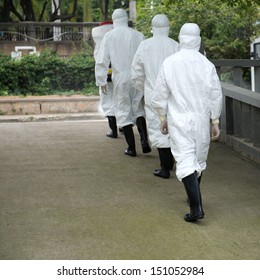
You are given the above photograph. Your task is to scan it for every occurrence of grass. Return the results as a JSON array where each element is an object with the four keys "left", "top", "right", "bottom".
[{"left": 0, "top": 86, "right": 99, "bottom": 98}]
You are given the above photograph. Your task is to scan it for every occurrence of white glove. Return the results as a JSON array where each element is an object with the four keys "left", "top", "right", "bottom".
[
  {"left": 211, "top": 123, "right": 220, "bottom": 141},
  {"left": 160, "top": 120, "right": 168, "bottom": 135},
  {"left": 101, "top": 84, "right": 107, "bottom": 94}
]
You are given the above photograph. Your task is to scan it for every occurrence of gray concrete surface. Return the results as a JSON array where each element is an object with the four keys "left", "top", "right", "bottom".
[{"left": 0, "top": 119, "right": 259, "bottom": 260}]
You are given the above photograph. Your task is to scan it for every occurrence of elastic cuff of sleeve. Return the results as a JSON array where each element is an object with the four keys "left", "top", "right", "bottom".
[
  {"left": 212, "top": 118, "right": 219, "bottom": 124},
  {"left": 159, "top": 115, "right": 167, "bottom": 122}
]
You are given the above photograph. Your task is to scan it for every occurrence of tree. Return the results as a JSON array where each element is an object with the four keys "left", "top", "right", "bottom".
[
  {"left": 50, "top": 0, "right": 78, "bottom": 22},
  {"left": 82, "top": 0, "right": 92, "bottom": 21},
  {"left": 98, "top": 0, "right": 110, "bottom": 21},
  {"left": 0, "top": 0, "right": 130, "bottom": 22},
  {"left": 91, "top": 0, "right": 129, "bottom": 22},
  {"left": 0, "top": 0, "right": 78, "bottom": 22},
  {"left": 136, "top": 0, "right": 259, "bottom": 59}
]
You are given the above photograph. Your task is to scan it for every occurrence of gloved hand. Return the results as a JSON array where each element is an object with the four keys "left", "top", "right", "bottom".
[
  {"left": 160, "top": 120, "right": 168, "bottom": 135},
  {"left": 159, "top": 115, "right": 168, "bottom": 135},
  {"left": 101, "top": 84, "right": 108, "bottom": 94},
  {"left": 211, "top": 123, "right": 220, "bottom": 141}
]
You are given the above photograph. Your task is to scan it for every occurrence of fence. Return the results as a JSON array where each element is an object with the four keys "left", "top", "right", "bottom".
[
  {"left": 0, "top": 21, "right": 98, "bottom": 42},
  {"left": 0, "top": 22, "right": 99, "bottom": 57}
]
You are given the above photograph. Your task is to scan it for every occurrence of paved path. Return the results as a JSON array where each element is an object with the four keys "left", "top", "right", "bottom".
[{"left": 0, "top": 119, "right": 259, "bottom": 260}]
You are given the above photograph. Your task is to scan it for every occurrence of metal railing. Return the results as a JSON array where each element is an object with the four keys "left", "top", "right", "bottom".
[
  {"left": 0, "top": 21, "right": 98, "bottom": 42},
  {"left": 211, "top": 59, "right": 260, "bottom": 93}
]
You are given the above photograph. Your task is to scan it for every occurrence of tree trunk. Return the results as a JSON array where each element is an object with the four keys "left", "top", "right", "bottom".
[
  {"left": 83, "top": 0, "right": 92, "bottom": 22},
  {"left": 0, "top": 0, "right": 24, "bottom": 22},
  {"left": 51, "top": 0, "right": 78, "bottom": 21},
  {"left": 99, "top": 0, "right": 110, "bottom": 21},
  {"left": 20, "top": 0, "right": 35, "bottom": 21}
]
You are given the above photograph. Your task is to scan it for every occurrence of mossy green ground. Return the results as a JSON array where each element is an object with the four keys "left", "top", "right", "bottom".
[{"left": 0, "top": 120, "right": 259, "bottom": 260}]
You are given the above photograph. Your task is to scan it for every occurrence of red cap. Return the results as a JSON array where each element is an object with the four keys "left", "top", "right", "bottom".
[{"left": 99, "top": 21, "right": 113, "bottom": 26}]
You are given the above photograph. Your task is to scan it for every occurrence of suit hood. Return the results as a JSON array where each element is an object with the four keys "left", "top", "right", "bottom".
[{"left": 179, "top": 23, "right": 201, "bottom": 51}]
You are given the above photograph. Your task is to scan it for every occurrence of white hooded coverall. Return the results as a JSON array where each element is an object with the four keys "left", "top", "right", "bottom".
[
  {"left": 95, "top": 9, "right": 145, "bottom": 127},
  {"left": 132, "top": 14, "right": 179, "bottom": 148},
  {"left": 152, "top": 23, "right": 222, "bottom": 181},
  {"left": 92, "top": 23, "right": 114, "bottom": 117}
]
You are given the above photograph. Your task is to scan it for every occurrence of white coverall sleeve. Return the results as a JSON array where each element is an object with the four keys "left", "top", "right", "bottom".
[
  {"left": 95, "top": 36, "right": 110, "bottom": 86},
  {"left": 151, "top": 64, "right": 171, "bottom": 117},
  {"left": 131, "top": 44, "right": 145, "bottom": 92},
  {"left": 209, "top": 66, "right": 222, "bottom": 120}
]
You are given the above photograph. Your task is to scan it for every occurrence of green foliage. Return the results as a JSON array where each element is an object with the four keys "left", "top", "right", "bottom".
[
  {"left": 164, "top": 0, "right": 260, "bottom": 9},
  {"left": 136, "top": 0, "right": 259, "bottom": 59},
  {"left": 62, "top": 52, "right": 96, "bottom": 91},
  {"left": 0, "top": 50, "right": 97, "bottom": 96},
  {"left": 91, "top": 0, "right": 130, "bottom": 22},
  {"left": 0, "top": 0, "right": 132, "bottom": 23}
]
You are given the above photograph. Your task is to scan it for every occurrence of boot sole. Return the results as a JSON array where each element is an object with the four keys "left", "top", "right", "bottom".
[
  {"left": 153, "top": 173, "right": 170, "bottom": 179},
  {"left": 184, "top": 213, "right": 205, "bottom": 222},
  {"left": 143, "top": 148, "right": 151, "bottom": 153},
  {"left": 106, "top": 135, "right": 118, "bottom": 138},
  {"left": 124, "top": 150, "right": 136, "bottom": 157}
]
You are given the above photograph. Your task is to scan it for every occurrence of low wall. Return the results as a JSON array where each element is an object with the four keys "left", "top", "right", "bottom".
[
  {"left": 220, "top": 82, "right": 260, "bottom": 164},
  {"left": 0, "top": 95, "right": 100, "bottom": 115}
]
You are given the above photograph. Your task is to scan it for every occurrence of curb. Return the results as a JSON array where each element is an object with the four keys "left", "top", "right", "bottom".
[
  {"left": 0, "top": 112, "right": 105, "bottom": 123},
  {"left": 0, "top": 95, "right": 100, "bottom": 116}
]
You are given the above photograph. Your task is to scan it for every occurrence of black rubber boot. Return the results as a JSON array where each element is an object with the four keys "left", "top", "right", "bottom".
[
  {"left": 153, "top": 148, "right": 172, "bottom": 179},
  {"left": 169, "top": 151, "right": 175, "bottom": 171},
  {"left": 123, "top": 124, "right": 136, "bottom": 157},
  {"left": 136, "top": 116, "right": 151, "bottom": 153},
  {"left": 106, "top": 116, "right": 118, "bottom": 138},
  {"left": 187, "top": 173, "right": 202, "bottom": 205},
  {"left": 182, "top": 172, "right": 204, "bottom": 222}
]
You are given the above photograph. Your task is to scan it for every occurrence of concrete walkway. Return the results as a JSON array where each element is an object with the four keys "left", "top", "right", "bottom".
[{"left": 0, "top": 118, "right": 259, "bottom": 260}]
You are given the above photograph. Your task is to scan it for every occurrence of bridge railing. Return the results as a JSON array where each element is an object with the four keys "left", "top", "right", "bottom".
[
  {"left": 211, "top": 59, "right": 260, "bottom": 93},
  {"left": 210, "top": 60, "right": 260, "bottom": 164},
  {"left": 219, "top": 82, "right": 260, "bottom": 164}
]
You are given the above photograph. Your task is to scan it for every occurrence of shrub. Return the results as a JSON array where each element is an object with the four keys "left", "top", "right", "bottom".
[{"left": 0, "top": 50, "right": 98, "bottom": 96}]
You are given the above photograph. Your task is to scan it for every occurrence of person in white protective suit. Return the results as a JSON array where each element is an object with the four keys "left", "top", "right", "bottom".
[
  {"left": 132, "top": 14, "right": 179, "bottom": 179},
  {"left": 152, "top": 23, "right": 222, "bottom": 222},
  {"left": 95, "top": 8, "right": 151, "bottom": 157},
  {"left": 92, "top": 22, "right": 118, "bottom": 138}
]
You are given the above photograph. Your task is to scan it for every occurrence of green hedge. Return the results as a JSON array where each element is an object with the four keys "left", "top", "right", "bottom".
[{"left": 0, "top": 50, "right": 98, "bottom": 96}]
